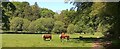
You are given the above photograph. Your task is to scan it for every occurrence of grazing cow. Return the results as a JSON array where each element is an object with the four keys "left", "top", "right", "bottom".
[
  {"left": 59, "top": 33, "right": 70, "bottom": 42},
  {"left": 42, "top": 34, "right": 52, "bottom": 40}
]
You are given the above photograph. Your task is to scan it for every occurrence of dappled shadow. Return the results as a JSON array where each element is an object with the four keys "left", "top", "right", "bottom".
[{"left": 70, "top": 37, "right": 104, "bottom": 40}]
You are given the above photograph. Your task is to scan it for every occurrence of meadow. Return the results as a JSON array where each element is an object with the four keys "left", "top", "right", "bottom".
[{"left": 2, "top": 33, "right": 103, "bottom": 47}]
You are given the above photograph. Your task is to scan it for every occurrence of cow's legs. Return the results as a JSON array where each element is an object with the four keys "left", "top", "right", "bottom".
[
  {"left": 50, "top": 37, "right": 52, "bottom": 40},
  {"left": 60, "top": 37, "right": 63, "bottom": 42},
  {"left": 43, "top": 37, "right": 46, "bottom": 40},
  {"left": 61, "top": 37, "right": 65, "bottom": 42},
  {"left": 67, "top": 36, "right": 69, "bottom": 40}
]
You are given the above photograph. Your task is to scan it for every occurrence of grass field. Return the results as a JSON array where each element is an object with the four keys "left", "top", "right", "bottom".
[{"left": 2, "top": 33, "right": 103, "bottom": 47}]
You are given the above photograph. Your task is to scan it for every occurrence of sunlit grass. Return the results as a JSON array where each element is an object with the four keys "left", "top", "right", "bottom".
[{"left": 2, "top": 33, "right": 103, "bottom": 47}]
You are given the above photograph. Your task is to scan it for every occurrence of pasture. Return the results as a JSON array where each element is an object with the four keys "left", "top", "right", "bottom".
[{"left": 2, "top": 33, "right": 103, "bottom": 47}]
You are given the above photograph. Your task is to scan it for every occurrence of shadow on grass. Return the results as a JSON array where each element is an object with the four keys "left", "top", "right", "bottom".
[
  {"left": 69, "top": 37, "right": 104, "bottom": 43},
  {"left": 44, "top": 39, "right": 51, "bottom": 41}
]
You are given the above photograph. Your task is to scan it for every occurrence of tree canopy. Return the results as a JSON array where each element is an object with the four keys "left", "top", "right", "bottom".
[{"left": 2, "top": 2, "right": 120, "bottom": 37}]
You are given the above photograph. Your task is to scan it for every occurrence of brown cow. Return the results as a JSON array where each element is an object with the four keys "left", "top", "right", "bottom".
[
  {"left": 42, "top": 34, "right": 52, "bottom": 40},
  {"left": 59, "top": 33, "right": 70, "bottom": 42}
]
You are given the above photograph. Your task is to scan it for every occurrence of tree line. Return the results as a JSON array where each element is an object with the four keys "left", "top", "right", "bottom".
[
  {"left": 2, "top": 2, "right": 75, "bottom": 34},
  {"left": 2, "top": 1, "right": 120, "bottom": 37}
]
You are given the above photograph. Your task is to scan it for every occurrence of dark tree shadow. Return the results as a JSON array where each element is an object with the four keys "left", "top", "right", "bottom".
[
  {"left": 2, "top": 2, "right": 16, "bottom": 30},
  {"left": 69, "top": 37, "right": 104, "bottom": 43}
]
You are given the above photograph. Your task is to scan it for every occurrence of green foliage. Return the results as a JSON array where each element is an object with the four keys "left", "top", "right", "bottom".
[
  {"left": 10, "top": 17, "right": 23, "bottom": 31},
  {"left": 40, "top": 18, "right": 54, "bottom": 32},
  {"left": 10, "top": 17, "right": 30, "bottom": 31},
  {"left": 12, "top": 2, "right": 40, "bottom": 21},
  {"left": 67, "top": 24, "right": 75, "bottom": 34},
  {"left": 22, "top": 18, "right": 31, "bottom": 31},
  {"left": 60, "top": 9, "right": 76, "bottom": 25},
  {"left": 28, "top": 18, "right": 54, "bottom": 33},
  {"left": 2, "top": 2, "right": 16, "bottom": 30},
  {"left": 40, "top": 8, "right": 55, "bottom": 18},
  {"left": 52, "top": 21, "right": 65, "bottom": 33},
  {"left": 67, "top": 1, "right": 120, "bottom": 39},
  {"left": 30, "top": 2, "right": 40, "bottom": 20},
  {"left": 2, "top": 1, "right": 120, "bottom": 37},
  {"left": 28, "top": 20, "right": 44, "bottom": 32},
  {"left": 54, "top": 13, "right": 61, "bottom": 21}
]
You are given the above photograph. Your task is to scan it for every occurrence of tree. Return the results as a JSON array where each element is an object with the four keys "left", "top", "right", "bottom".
[
  {"left": 22, "top": 18, "right": 30, "bottom": 31},
  {"left": 67, "top": 0, "right": 120, "bottom": 39},
  {"left": 40, "top": 18, "right": 54, "bottom": 32},
  {"left": 74, "top": 21, "right": 85, "bottom": 33},
  {"left": 10, "top": 17, "right": 23, "bottom": 31},
  {"left": 12, "top": 2, "right": 41, "bottom": 21},
  {"left": 28, "top": 19, "right": 44, "bottom": 32},
  {"left": 10, "top": 17, "right": 30, "bottom": 31},
  {"left": 54, "top": 13, "right": 61, "bottom": 21},
  {"left": 67, "top": 24, "right": 75, "bottom": 34},
  {"left": 28, "top": 18, "right": 54, "bottom": 33},
  {"left": 12, "top": 2, "right": 30, "bottom": 18},
  {"left": 52, "top": 21, "right": 65, "bottom": 33},
  {"left": 60, "top": 9, "right": 76, "bottom": 25},
  {"left": 40, "top": 8, "right": 55, "bottom": 18},
  {"left": 2, "top": 2, "right": 16, "bottom": 30},
  {"left": 30, "top": 2, "right": 40, "bottom": 21}
]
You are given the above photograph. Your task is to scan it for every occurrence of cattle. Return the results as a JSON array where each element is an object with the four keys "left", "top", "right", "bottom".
[
  {"left": 42, "top": 34, "right": 52, "bottom": 40},
  {"left": 59, "top": 33, "right": 70, "bottom": 42}
]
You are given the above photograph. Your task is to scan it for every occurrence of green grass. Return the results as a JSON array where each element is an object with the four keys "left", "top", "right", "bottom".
[
  {"left": 2, "top": 33, "right": 103, "bottom": 47},
  {"left": 0, "top": 34, "right": 2, "bottom": 48}
]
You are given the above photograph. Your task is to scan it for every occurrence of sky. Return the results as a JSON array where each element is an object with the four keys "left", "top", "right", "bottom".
[{"left": 9, "top": 0, "right": 75, "bottom": 13}]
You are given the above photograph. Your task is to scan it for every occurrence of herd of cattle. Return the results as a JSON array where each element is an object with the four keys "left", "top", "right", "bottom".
[{"left": 42, "top": 33, "right": 69, "bottom": 41}]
